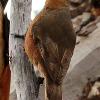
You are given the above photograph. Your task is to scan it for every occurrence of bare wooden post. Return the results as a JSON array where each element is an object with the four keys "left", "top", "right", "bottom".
[
  {"left": 0, "top": 1, "right": 11, "bottom": 100},
  {"left": 0, "top": 3, "right": 4, "bottom": 79},
  {"left": 9, "top": 0, "right": 40, "bottom": 100}
]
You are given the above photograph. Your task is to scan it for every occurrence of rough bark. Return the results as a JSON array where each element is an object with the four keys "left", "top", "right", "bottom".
[
  {"left": 0, "top": 4, "right": 4, "bottom": 79},
  {"left": 0, "top": 1, "right": 11, "bottom": 100},
  {"left": 9, "top": 0, "right": 40, "bottom": 100},
  {"left": 0, "top": 65, "right": 11, "bottom": 100}
]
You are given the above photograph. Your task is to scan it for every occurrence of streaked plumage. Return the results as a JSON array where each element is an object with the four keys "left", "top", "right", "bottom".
[{"left": 24, "top": 0, "right": 76, "bottom": 99}]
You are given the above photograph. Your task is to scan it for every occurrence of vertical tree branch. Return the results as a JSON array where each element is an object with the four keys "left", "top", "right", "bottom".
[
  {"left": 0, "top": 0, "right": 11, "bottom": 99},
  {"left": 9, "top": 0, "right": 40, "bottom": 100}
]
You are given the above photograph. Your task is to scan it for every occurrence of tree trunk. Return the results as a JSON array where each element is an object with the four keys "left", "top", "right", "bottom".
[
  {"left": 0, "top": 4, "right": 4, "bottom": 79},
  {"left": 0, "top": 65, "right": 11, "bottom": 100},
  {"left": 9, "top": 0, "right": 40, "bottom": 100},
  {"left": 0, "top": 1, "right": 11, "bottom": 100}
]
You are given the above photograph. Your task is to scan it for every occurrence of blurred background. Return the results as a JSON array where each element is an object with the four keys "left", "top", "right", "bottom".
[{"left": 5, "top": 0, "right": 46, "bottom": 19}]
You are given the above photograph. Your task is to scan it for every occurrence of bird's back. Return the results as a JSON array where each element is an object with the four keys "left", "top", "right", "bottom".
[
  {"left": 32, "top": 7, "right": 76, "bottom": 60},
  {"left": 25, "top": 6, "right": 76, "bottom": 83}
]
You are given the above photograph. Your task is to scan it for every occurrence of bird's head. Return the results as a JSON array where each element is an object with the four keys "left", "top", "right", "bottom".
[{"left": 45, "top": 0, "right": 69, "bottom": 9}]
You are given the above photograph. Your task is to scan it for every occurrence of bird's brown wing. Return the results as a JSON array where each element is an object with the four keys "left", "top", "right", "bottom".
[
  {"left": 25, "top": 8, "right": 76, "bottom": 84},
  {"left": 30, "top": 8, "right": 76, "bottom": 84}
]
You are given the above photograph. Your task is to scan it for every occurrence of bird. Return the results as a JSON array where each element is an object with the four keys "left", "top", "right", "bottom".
[{"left": 24, "top": 0, "right": 76, "bottom": 99}]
